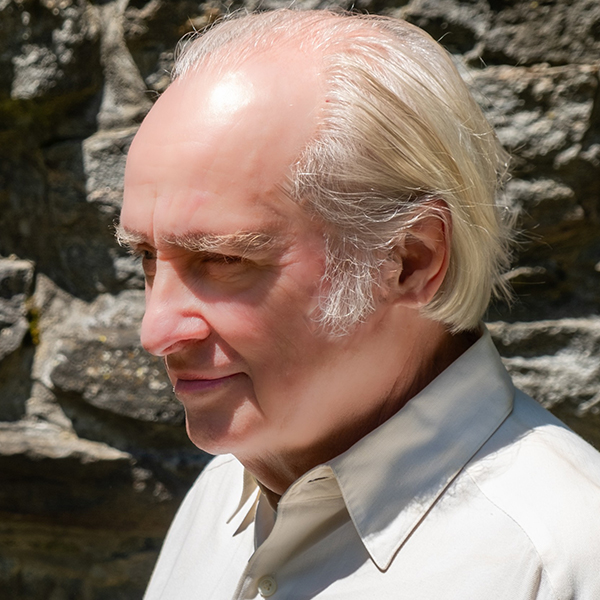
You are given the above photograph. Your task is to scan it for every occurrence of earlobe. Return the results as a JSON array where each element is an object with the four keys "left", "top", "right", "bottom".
[{"left": 390, "top": 204, "right": 451, "bottom": 308}]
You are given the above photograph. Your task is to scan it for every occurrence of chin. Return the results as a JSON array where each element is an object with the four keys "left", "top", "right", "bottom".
[{"left": 184, "top": 412, "right": 262, "bottom": 457}]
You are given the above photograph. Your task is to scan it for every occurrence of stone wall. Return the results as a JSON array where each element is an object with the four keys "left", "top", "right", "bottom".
[{"left": 0, "top": 1, "right": 599, "bottom": 598}]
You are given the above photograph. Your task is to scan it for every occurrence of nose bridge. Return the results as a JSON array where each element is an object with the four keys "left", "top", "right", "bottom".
[{"left": 140, "top": 260, "right": 210, "bottom": 356}]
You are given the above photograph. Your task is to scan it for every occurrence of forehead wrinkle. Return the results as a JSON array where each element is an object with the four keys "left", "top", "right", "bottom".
[{"left": 161, "top": 231, "right": 278, "bottom": 255}]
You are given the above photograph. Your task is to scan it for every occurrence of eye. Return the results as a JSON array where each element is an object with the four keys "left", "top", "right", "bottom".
[
  {"left": 137, "top": 248, "right": 157, "bottom": 278},
  {"left": 199, "top": 253, "right": 255, "bottom": 284}
]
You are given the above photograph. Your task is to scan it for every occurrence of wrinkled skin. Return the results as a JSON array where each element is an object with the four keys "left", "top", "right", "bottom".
[{"left": 120, "top": 49, "right": 458, "bottom": 495}]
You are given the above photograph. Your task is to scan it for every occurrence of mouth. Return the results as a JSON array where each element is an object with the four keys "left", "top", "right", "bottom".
[{"left": 173, "top": 373, "right": 242, "bottom": 395}]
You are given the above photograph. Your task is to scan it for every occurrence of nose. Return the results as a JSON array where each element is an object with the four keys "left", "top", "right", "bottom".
[{"left": 140, "top": 261, "right": 211, "bottom": 356}]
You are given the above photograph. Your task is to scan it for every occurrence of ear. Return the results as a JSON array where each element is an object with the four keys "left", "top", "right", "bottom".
[{"left": 390, "top": 202, "right": 451, "bottom": 308}]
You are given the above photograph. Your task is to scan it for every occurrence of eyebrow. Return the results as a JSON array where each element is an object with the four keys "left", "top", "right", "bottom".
[
  {"left": 115, "top": 224, "right": 277, "bottom": 256},
  {"left": 115, "top": 224, "right": 146, "bottom": 248}
]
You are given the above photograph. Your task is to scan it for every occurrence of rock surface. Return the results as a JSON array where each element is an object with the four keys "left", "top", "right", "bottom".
[
  {"left": 489, "top": 318, "right": 600, "bottom": 447},
  {"left": 0, "top": 1, "right": 599, "bottom": 598}
]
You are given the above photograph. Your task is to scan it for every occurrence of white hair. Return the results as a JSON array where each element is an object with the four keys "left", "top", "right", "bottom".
[{"left": 173, "top": 10, "right": 514, "bottom": 334}]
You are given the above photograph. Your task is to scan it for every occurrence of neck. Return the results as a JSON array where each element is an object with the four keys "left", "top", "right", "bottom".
[{"left": 240, "top": 323, "right": 479, "bottom": 500}]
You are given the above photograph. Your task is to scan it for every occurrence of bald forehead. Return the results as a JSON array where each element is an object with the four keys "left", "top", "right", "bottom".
[
  {"left": 143, "top": 46, "right": 322, "bottom": 134},
  {"left": 127, "top": 47, "right": 323, "bottom": 194},
  {"left": 121, "top": 43, "right": 326, "bottom": 248}
]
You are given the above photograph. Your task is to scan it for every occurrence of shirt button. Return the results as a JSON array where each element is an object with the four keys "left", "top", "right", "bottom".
[{"left": 257, "top": 575, "right": 277, "bottom": 597}]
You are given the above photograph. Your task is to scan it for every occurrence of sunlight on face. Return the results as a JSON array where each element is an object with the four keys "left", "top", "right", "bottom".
[{"left": 205, "top": 72, "right": 255, "bottom": 123}]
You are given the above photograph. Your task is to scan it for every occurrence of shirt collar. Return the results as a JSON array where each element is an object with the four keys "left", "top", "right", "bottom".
[
  {"left": 329, "top": 327, "right": 514, "bottom": 570},
  {"left": 231, "top": 328, "right": 514, "bottom": 569},
  {"left": 227, "top": 467, "right": 259, "bottom": 525}
]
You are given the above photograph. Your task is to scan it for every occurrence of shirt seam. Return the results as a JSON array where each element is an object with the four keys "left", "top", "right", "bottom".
[{"left": 464, "top": 470, "right": 560, "bottom": 600}]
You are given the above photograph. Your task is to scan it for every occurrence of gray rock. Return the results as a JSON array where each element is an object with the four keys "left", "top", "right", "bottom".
[
  {"left": 489, "top": 318, "right": 600, "bottom": 449},
  {"left": 11, "top": 44, "right": 59, "bottom": 100},
  {"left": 0, "top": 1, "right": 599, "bottom": 598},
  {"left": 123, "top": 0, "right": 206, "bottom": 94},
  {"left": 0, "top": 418, "right": 198, "bottom": 547},
  {"left": 465, "top": 63, "right": 600, "bottom": 321},
  {"left": 95, "top": 0, "right": 153, "bottom": 130},
  {"left": 50, "top": 336, "right": 183, "bottom": 425},
  {"left": 0, "top": 520, "right": 160, "bottom": 600},
  {"left": 0, "top": 129, "right": 143, "bottom": 300},
  {"left": 481, "top": 0, "right": 600, "bottom": 67},
  {"left": 82, "top": 127, "right": 137, "bottom": 214},
  {"left": 0, "top": 258, "right": 34, "bottom": 360},
  {"left": 467, "top": 64, "right": 598, "bottom": 169},
  {"left": 0, "top": 258, "right": 34, "bottom": 421},
  {"left": 1, "top": 0, "right": 101, "bottom": 102},
  {"left": 0, "top": 345, "right": 34, "bottom": 422},
  {"left": 399, "top": 0, "right": 491, "bottom": 56}
]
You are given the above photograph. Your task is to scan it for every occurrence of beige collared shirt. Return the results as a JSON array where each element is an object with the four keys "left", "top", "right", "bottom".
[{"left": 144, "top": 331, "right": 600, "bottom": 599}]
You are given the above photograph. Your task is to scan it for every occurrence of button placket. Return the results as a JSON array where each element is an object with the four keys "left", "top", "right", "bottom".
[{"left": 235, "top": 470, "right": 342, "bottom": 599}]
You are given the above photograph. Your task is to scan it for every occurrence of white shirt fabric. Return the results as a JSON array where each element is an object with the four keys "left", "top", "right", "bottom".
[{"left": 144, "top": 330, "right": 600, "bottom": 599}]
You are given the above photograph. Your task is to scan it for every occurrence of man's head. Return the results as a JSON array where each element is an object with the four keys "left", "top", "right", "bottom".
[
  {"left": 172, "top": 10, "right": 512, "bottom": 334},
  {"left": 119, "top": 10, "right": 512, "bottom": 485}
]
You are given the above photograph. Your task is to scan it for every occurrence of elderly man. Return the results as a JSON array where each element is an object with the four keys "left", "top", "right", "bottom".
[{"left": 118, "top": 10, "right": 600, "bottom": 600}]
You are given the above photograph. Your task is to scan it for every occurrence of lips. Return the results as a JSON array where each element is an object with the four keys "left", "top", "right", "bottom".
[{"left": 173, "top": 373, "right": 242, "bottom": 395}]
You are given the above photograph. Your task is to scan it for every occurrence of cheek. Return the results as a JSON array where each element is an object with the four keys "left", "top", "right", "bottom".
[
  {"left": 211, "top": 276, "right": 327, "bottom": 385},
  {"left": 214, "top": 289, "right": 316, "bottom": 362},
  {"left": 216, "top": 249, "right": 324, "bottom": 341}
]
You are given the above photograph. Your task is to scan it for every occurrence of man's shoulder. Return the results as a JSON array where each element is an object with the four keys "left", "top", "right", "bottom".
[
  {"left": 149, "top": 454, "right": 247, "bottom": 563},
  {"left": 200, "top": 453, "right": 242, "bottom": 477},
  {"left": 187, "top": 453, "right": 245, "bottom": 499},
  {"left": 463, "top": 390, "right": 600, "bottom": 596},
  {"left": 468, "top": 389, "right": 600, "bottom": 492},
  {"left": 143, "top": 455, "right": 255, "bottom": 599}
]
